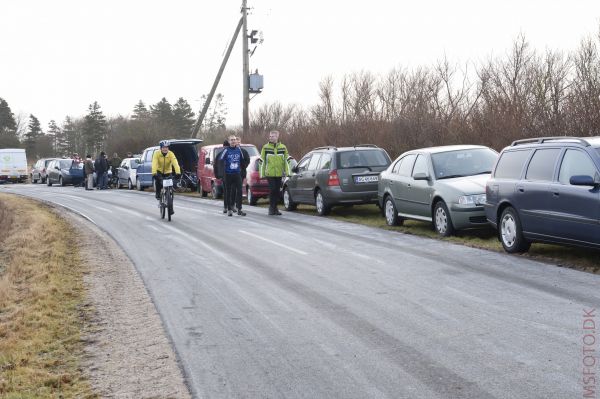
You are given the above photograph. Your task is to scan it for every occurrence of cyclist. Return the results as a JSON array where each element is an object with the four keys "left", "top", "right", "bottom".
[{"left": 152, "top": 140, "right": 181, "bottom": 208}]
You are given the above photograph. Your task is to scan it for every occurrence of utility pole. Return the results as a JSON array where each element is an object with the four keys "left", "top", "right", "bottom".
[
  {"left": 192, "top": 17, "right": 243, "bottom": 138},
  {"left": 242, "top": 0, "right": 250, "bottom": 136}
]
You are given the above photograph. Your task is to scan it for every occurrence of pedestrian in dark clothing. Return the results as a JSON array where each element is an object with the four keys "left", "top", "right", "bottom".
[
  {"left": 94, "top": 151, "right": 110, "bottom": 189},
  {"left": 219, "top": 135, "right": 250, "bottom": 216},
  {"left": 215, "top": 139, "right": 230, "bottom": 213}
]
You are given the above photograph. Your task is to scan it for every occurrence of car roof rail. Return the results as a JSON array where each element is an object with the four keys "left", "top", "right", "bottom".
[
  {"left": 312, "top": 146, "right": 337, "bottom": 151},
  {"left": 354, "top": 144, "right": 379, "bottom": 148},
  {"left": 511, "top": 136, "right": 591, "bottom": 147}
]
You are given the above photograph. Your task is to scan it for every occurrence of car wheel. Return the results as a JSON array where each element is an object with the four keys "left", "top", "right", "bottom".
[
  {"left": 283, "top": 186, "right": 297, "bottom": 211},
  {"left": 499, "top": 207, "right": 531, "bottom": 253},
  {"left": 247, "top": 187, "right": 258, "bottom": 206},
  {"left": 433, "top": 201, "right": 455, "bottom": 237},
  {"left": 59, "top": 177, "right": 65, "bottom": 187},
  {"left": 315, "top": 190, "right": 330, "bottom": 216},
  {"left": 136, "top": 178, "right": 144, "bottom": 191},
  {"left": 384, "top": 196, "right": 403, "bottom": 226},
  {"left": 47, "top": 177, "right": 52, "bottom": 186},
  {"left": 128, "top": 179, "right": 133, "bottom": 190},
  {"left": 41, "top": 177, "right": 46, "bottom": 184}
]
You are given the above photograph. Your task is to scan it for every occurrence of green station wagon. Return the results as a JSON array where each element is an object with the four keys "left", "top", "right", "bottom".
[{"left": 378, "top": 145, "right": 498, "bottom": 236}]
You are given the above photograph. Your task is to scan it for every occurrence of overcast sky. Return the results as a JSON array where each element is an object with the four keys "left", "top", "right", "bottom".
[{"left": 1, "top": 0, "right": 599, "bottom": 130}]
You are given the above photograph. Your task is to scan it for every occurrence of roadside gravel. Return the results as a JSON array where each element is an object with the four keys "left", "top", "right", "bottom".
[{"left": 57, "top": 208, "right": 191, "bottom": 399}]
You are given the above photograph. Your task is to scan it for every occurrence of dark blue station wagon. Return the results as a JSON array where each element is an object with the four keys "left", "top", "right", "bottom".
[{"left": 485, "top": 137, "right": 600, "bottom": 253}]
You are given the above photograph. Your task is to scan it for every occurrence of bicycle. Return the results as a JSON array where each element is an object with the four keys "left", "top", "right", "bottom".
[
  {"left": 158, "top": 174, "right": 175, "bottom": 221},
  {"left": 176, "top": 170, "right": 198, "bottom": 192}
]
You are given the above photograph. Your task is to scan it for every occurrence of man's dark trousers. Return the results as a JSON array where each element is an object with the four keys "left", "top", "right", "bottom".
[
  {"left": 224, "top": 173, "right": 243, "bottom": 211},
  {"left": 267, "top": 177, "right": 282, "bottom": 212}
]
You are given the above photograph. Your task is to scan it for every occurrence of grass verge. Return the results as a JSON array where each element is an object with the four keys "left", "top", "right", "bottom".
[
  {"left": 187, "top": 191, "right": 599, "bottom": 273},
  {"left": 0, "top": 193, "right": 95, "bottom": 398}
]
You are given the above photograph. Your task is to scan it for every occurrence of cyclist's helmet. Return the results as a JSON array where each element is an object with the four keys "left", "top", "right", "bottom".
[{"left": 159, "top": 140, "right": 170, "bottom": 148}]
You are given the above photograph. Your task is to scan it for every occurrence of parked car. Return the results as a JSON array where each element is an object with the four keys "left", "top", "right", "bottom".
[
  {"left": 31, "top": 157, "right": 57, "bottom": 184},
  {"left": 245, "top": 156, "right": 270, "bottom": 205},
  {"left": 197, "top": 143, "right": 259, "bottom": 198},
  {"left": 116, "top": 157, "right": 140, "bottom": 189},
  {"left": 485, "top": 136, "right": 600, "bottom": 253},
  {"left": 46, "top": 159, "right": 84, "bottom": 186},
  {"left": 0, "top": 148, "right": 28, "bottom": 183},
  {"left": 137, "top": 139, "right": 203, "bottom": 191},
  {"left": 379, "top": 145, "right": 498, "bottom": 236},
  {"left": 283, "top": 145, "right": 392, "bottom": 215}
]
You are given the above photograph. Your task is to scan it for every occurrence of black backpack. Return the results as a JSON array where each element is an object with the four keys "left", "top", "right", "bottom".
[{"left": 214, "top": 149, "right": 226, "bottom": 179}]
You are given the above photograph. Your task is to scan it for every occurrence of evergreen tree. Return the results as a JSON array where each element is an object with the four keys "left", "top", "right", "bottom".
[
  {"left": 0, "top": 97, "right": 19, "bottom": 147},
  {"left": 150, "top": 97, "right": 173, "bottom": 128},
  {"left": 83, "top": 102, "right": 107, "bottom": 154},
  {"left": 132, "top": 100, "right": 150, "bottom": 120},
  {"left": 62, "top": 116, "right": 79, "bottom": 155},
  {"left": 24, "top": 114, "right": 43, "bottom": 156},
  {"left": 172, "top": 97, "right": 195, "bottom": 138},
  {"left": 47, "top": 120, "right": 61, "bottom": 155}
]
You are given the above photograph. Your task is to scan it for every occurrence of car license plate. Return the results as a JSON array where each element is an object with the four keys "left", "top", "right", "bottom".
[
  {"left": 163, "top": 178, "right": 173, "bottom": 187},
  {"left": 354, "top": 175, "right": 378, "bottom": 184}
]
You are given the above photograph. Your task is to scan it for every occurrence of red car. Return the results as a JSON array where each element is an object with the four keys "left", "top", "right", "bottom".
[
  {"left": 245, "top": 156, "right": 271, "bottom": 205},
  {"left": 197, "top": 143, "right": 259, "bottom": 198}
]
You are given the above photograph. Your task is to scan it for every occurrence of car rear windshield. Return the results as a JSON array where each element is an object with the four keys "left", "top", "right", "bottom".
[
  {"left": 432, "top": 148, "right": 497, "bottom": 179},
  {"left": 337, "top": 150, "right": 390, "bottom": 169},
  {"left": 244, "top": 146, "right": 259, "bottom": 156},
  {"left": 596, "top": 147, "right": 600, "bottom": 157}
]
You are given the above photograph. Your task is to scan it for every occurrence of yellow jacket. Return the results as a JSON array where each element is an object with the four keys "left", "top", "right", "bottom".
[{"left": 152, "top": 150, "right": 181, "bottom": 176}]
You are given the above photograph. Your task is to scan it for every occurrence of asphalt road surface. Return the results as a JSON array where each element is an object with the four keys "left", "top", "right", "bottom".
[{"left": 3, "top": 183, "right": 599, "bottom": 399}]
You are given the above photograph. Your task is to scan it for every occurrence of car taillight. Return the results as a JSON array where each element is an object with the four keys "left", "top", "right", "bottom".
[{"left": 328, "top": 170, "right": 340, "bottom": 186}]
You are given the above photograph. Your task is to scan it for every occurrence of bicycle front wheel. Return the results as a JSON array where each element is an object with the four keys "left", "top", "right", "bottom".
[
  {"left": 167, "top": 188, "right": 174, "bottom": 222},
  {"left": 160, "top": 190, "right": 166, "bottom": 219}
]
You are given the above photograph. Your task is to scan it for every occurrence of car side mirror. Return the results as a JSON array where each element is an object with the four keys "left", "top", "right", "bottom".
[
  {"left": 413, "top": 172, "right": 430, "bottom": 181},
  {"left": 570, "top": 175, "right": 597, "bottom": 186},
  {"left": 123, "top": 165, "right": 129, "bottom": 170},
  {"left": 205, "top": 158, "right": 211, "bottom": 165},
  {"left": 292, "top": 165, "right": 299, "bottom": 173},
  {"left": 55, "top": 166, "right": 60, "bottom": 170}
]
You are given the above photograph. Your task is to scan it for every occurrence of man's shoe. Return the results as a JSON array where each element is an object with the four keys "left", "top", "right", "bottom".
[
  {"left": 228, "top": 210, "right": 233, "bottom": 216},
  {"left": 237, "top": 210, "right": 246, "bottom": 216},
  {"left": 223, "top": 208, "right": 228, "bottom": 214},
  {"left": 274, "top": 209, "right": 282, "bottom": 215}
]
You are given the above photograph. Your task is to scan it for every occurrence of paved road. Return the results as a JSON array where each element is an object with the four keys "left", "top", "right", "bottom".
[{"left": 2, "top": 183, "right": 599, "bottom": 398}]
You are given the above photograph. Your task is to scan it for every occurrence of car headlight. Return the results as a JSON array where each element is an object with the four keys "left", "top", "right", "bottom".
[{"left": 457, "top": 194, "right": 486, "bottom": 206}]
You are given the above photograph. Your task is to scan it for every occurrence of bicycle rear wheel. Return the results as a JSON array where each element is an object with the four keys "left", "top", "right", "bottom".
[
  {"left": 167, "top": 188, "right": 174, "bottom": 222},
  {"left": 160, "top": 190, "right": 166, "bottom": 219}
]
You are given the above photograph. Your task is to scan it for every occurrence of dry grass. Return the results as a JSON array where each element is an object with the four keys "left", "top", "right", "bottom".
[{"left": 0, "top": 193, "right": 96, "bottom": 398}]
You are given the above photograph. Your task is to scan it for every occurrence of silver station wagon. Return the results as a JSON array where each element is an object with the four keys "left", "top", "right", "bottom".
[{"left": 378, "top": 145, "right": 498, "bottom": 236}]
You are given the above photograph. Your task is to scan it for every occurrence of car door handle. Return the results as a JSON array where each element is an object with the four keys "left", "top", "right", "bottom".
[
  {"left": 553, "top": 192, "right": 559, "bottom": 197},
  {"left": 407, "top": 183, "right": 412, "bottom": 188},
  {"left": 389, "top": 181, "right": 394, "bottom": 185},
  {"left": 517, "top": 187, "right": 525, "bottom": 193}
]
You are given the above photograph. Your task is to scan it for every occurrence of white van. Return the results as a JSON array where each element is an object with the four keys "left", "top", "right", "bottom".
[{"left": 0, "top": 148, "right": 28, "bottom": 183}]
